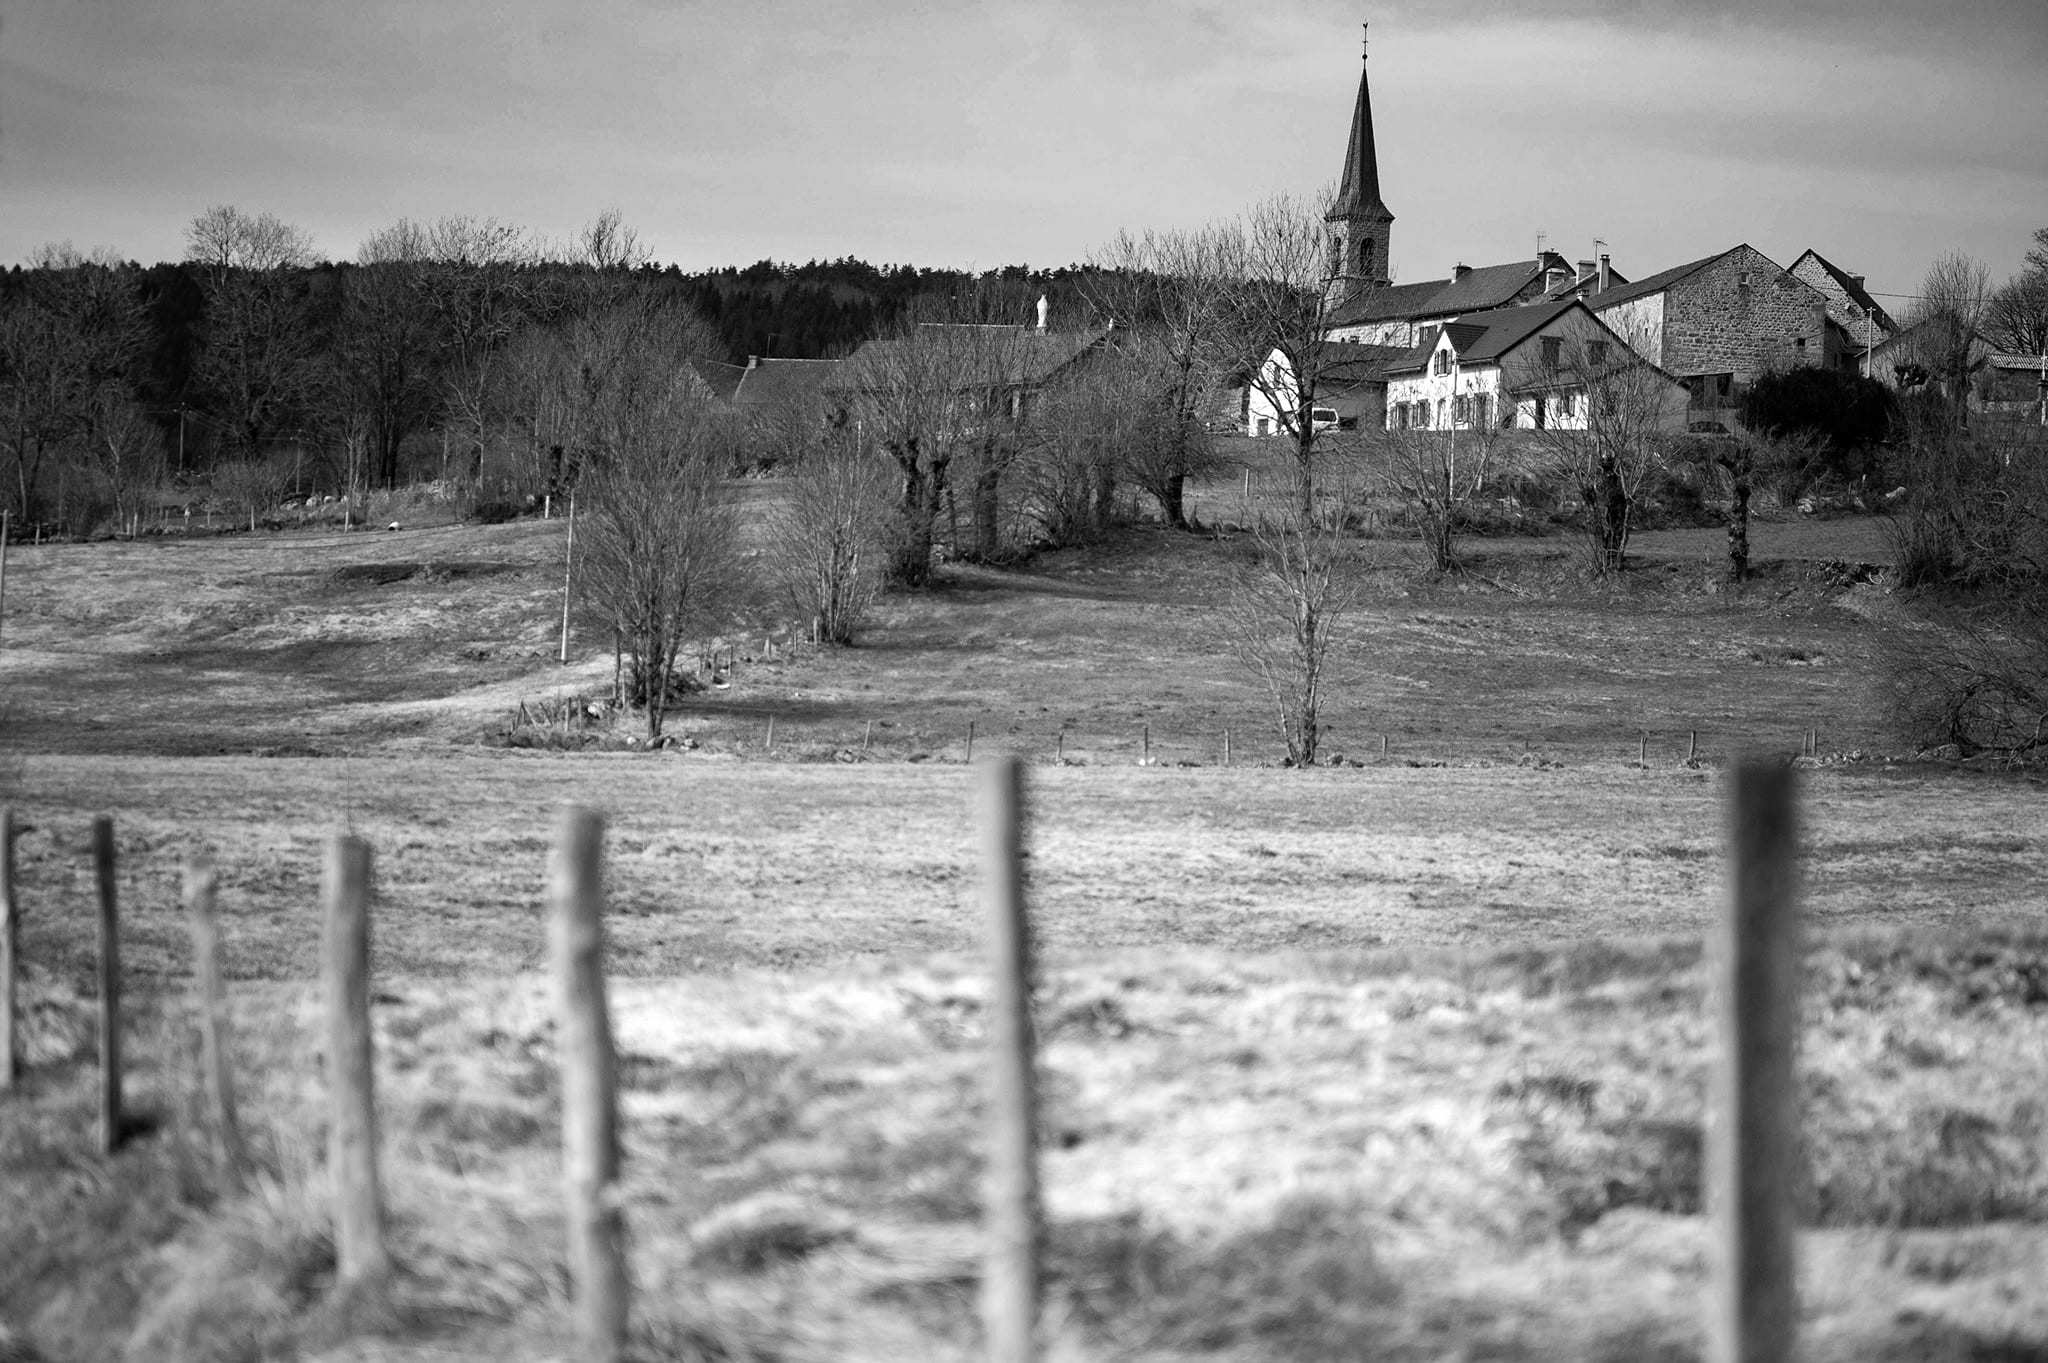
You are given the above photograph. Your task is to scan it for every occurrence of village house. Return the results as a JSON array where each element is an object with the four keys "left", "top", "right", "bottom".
[
  {"left": 1246, "top": 340, "right": 1407, "bottom": 437},
  {"left": 1788, "top": 247, "right": 1899, "bottom": 375},
  {"left": 1380, "top": 298, "right": 1689, "bottom": 433},
  {"left": 1584, "top": 245, "right": 1830, "bottom": 430}
]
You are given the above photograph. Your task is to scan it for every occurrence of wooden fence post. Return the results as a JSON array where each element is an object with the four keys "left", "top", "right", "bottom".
[
  {"left": 863, "top": 721, "right": 872, "bottom": 753},
  {"left": 1142, "top": 722, "right": 1150, "bottom": 765},
  {"left": 552, "top": 807, "right": 628, "bottom": 1361},
  {"left": 1055, "top": 731, "right": 1063, "bottom": 764},
  {"left": 967, "top": 720, "right": 977, "bottom": 763},
  {"left": 185, "top": 852, "right": 247, "bottom": 1186},
  {"left": 1689, "top": 729, "right": 1700, "bottom": 762},
  {"left": 323, "top": 835, "right": 390, "bottom": 1287},
  {"left": 1639, "top": 733, "right": 1649, "bottom": 767},
  {"left": 94, "top": 817, "right": 122, "bottom": 1154},
  {"left": 1, "top": 807, "right": 15, "bottom": 1089},
  {"left": 980, "top": 756, "right": 1041, "bottom": 1363},
  {"left": 765, "top": 715, "right": 775, "bottom": 751},
  {"left": 1712, "top": 760, "right": 1802, "bottom": 1363},
  {"left": 1223, "top": 728, "right": 1232, "bottom": 767}
]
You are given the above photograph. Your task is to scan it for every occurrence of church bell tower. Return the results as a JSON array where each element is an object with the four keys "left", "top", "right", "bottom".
[{"left": 1325, "top": 24, "right": 1395, "bottom": 305}]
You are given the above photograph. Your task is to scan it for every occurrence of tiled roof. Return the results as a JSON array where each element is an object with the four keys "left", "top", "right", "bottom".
[
  {"left": 1316, "top": 340, "right": 1409, "bottom": 384},
  {"left": 1792, "top": 248, "right": 1899, "bottom": 334},
  {"left": 689, "top": 358, "right": 747, "bottom": 404},
  {"left": 1326, "top": 255, "right": 1569, "bottom": 327},
  {"left": 833, "top": 326, "right": 1110, "bottom": 392},
  {"left": 732, "top": 358, "right": 841, "bottom": 415},
  {"left": 1328, "top": 278, "right": 1450, "bottom": 326},
  {"left": 1383, "top": 300, "right": 1581, "bottom": 375},
  {"left": 1584, "top": 250, "right": 1729, "bottom": 311}
]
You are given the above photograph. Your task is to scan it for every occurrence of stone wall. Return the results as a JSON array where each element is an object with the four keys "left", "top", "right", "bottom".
[{"left": 1661, "top": 246, "right": 1827, "bottom": 381}]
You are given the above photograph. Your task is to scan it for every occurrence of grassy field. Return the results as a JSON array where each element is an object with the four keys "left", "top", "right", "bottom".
[{"left": 2, "top": 491, "right": 2046, "bottom": 1361}]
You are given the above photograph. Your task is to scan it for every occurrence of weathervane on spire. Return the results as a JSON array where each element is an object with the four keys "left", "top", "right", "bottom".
[{"left": 1362, "top": 21, "right": 1370, "bottom": 59}]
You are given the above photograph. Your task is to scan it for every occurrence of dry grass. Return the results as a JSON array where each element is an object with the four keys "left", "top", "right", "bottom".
[
  {"left": 5, "top": 930, "right": 2047, "bottom": 1360},
  {"left": 2, "top": 500, "right": 2046, "bottom": 1359}
]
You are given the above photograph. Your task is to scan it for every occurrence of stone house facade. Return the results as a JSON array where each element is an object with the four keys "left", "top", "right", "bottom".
[
  {"left": 1788, "top": 248, "right": 1897, "bottom": 372},
  {"left": 1589, "top": 245, "right": 1828, "bottom": 428}
]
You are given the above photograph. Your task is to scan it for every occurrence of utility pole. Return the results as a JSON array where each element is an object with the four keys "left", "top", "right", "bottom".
[{"left": 559, "top": 493, "right": 575, "bottom": 665}]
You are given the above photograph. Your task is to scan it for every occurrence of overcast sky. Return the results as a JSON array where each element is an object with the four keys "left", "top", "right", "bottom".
[{"left": 5, "top": 1, "right": 2045, "bottom": 298}]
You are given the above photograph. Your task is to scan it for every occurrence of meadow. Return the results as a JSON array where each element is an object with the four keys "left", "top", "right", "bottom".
[{"left": 1, "top": 467, "right": 2045, "bottom": 1362}]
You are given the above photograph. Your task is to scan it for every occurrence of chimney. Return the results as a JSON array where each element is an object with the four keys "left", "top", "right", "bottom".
[
  {"left": 1543, "top": 267, "right": 1564, "bottom": 293},
  {"left": 1576, "top": 259, "right": 1596, "bottom": 284},
  {"left": 1598, "top": 254, "right": 1611, "bottom": 292},
  {"left": 1453, "top": 262, "right": 1472, "bottom": 281},
  {"left": 746, "top": 355, "right": 759, "bottom": 370},
  {"left": 1035, "top": 294, "right": 1049, "bottom": 332},
  {"left": 1848, "top": 273, "right": 1865, "bottom": 291}
]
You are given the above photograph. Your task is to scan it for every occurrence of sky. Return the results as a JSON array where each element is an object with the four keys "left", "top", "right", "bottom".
[{"left": 4, "top": 0, "right": 2046, "bottom": 300}]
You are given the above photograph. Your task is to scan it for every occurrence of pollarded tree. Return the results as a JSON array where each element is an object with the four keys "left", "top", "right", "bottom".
[
  {"left": 1524, "top": 346, "right": 1687, "bottom": 573},
  {"left": 1903, "top": 253, "right": 1994, "bottom": 428}
]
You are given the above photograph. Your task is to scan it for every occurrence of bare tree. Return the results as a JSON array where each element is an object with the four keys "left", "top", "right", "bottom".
[
  {"left": 578, "top": 209, "right": 651, "bottom": 273},
  {"left": 1524, "top": 350, "right": 1685, "bottom": 573},
  {"left": 768, "top": 412, "right": 896, "bottom": 644},
  {"left": 1986, "top": 228, "right": 2048, "bottom": 358},
  {"left": 1211, "top": 191, "right": 1369, "bottom": 518},
  {"left": 332, "top": 226, "right": 443, "bottom": 486},
  {"left": 1088, "top": 228, "right": 1238, "bottom": 526},
  {"left": 1223, "top": 480, "right": 1366, "bottom": 766},
  {"left": 837, "top": 304, "right": 1028, "bottom": 586},
  {"left": 1368, "top": 402, "right": 1514, "bottom": 573},
  {"left": 184, "top": 206, "right": 322, "bottom": 460},
  {"left": 566, "top": 299, "right": 739, "bottom": 739},
  {"left": 83, "top": 386, "right": 166, "bottom": 531},
  {"left": 1905, "top": 253, "right": 1994, "bottom": 427},
  {"left": 418, "top": 216, "right": 537, "bottom": 481}
]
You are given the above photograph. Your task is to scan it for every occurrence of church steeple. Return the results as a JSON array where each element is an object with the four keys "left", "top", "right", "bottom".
[{"left": 1325, "top": 24, "right": 1395, "bottom": 300}]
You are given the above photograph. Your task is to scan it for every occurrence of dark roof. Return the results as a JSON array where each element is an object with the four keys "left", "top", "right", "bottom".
[
  {"left": 732, "top": 358, "right": 841, "bottom": 416},
  {"left": 689, "top": 358, "right": 747, "bottom": 404},
  {"left": 1539, "top": 264, "right": 1633, "bottom": 302},
  {"left": 1317, "top": 340, "right": 1408, "bottom": 385},
  {"left": 1383, "top": 300, "right": 1582, "bottom": 375},
  {"left": 833, "top": 326, "right": 1110, "bottom": 393},
  {"left": 1327, "top": 253, "right": 1578, "bottom": 327},
  {"left": 1328, "top": 278, "right": 1448, "bottom": 326},
  {"left": 1583, "top": 250, "right": 1730, "bottom": 311},
  {"left": 1791, "top": 248, "right": 1899, "bottom": 333},
  {"left": 1327, "top": 53, "right": 1391, "bottom": 221}
]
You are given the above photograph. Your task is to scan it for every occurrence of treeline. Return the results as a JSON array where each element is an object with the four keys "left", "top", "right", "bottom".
[{"left": 0, "top": 207, "right": 1125, "bottom": 532}]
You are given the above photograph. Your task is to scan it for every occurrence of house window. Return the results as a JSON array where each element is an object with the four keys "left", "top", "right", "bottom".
[
  {"left": 1541, "top": 336, "right": 1562, "bottom": 368},
  {"left": 1417, "top": 402, "right": 1431, "bottom": 429},
  {"left": 1359, "top": 238, "right": 1375, "bottom": 274},
  {"left": 1453, "top": 394, "right": 1470, "bottom": 425},
  {"left": 1433, "top": 350, "right": 1452, "bottom": 376},
  {"left": 1588, "top": 340, "right": 1608, "bottom": 366},
  {"left": 1436, "top": 398, "right": 1448, "bottom": 427},
  {"left": 1793, "top": 336, "right": 1807, "bottom": 357}
]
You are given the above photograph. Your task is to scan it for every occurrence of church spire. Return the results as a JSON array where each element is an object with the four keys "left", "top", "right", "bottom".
[
  {"left": 1332, "top": 23, "right": 1389, "bottom": 221},
  {"left": 1325, "top": 22, "right": 1395, "bottom": 297}
]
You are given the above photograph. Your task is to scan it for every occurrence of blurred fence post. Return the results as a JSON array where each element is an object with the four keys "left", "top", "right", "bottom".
[
  {"left": 980, "top": 756, "right": 1042, "bottom": 1363},
  {"left": 323, "top": 835, "right": 389, "bottom": 1287},
  {"left": 1, "top": 808, "right": 16, "bottom": 1088},
  {"left": 1712, "top": 760, "right": 1801, "bottom": 1363},
  {"left": 1224, "top": 728, "right": 1232, "bottom": 767},
  {"left": 94, "top": 817, "right": 122, "bottom": 1154},
  {"left": 968, "top": 720, "right": 977, "bottom": 763},
  {"left": 185, "top": 851, "right": 247, "bottom": 1185},
  {"left": 552, "top": 806, "right": 628, "bottom": 1362}
]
